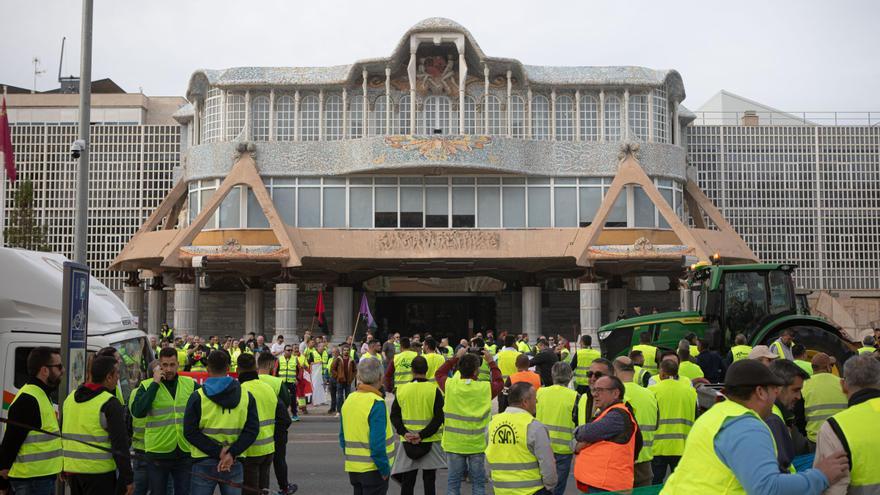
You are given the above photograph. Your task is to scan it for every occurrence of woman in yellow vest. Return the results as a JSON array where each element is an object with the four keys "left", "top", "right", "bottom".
[
  {"left": 390, "top": 356, "right": 447, "bottom": 495},
  {"left": 1, "top": 347, "right": 64, "bottom": 495},
  {"left": 340, "top": 357, "right": 396, "bottom": 494},
  {"left": 536, "top": 362, "right": 579, "bottom": 495}
]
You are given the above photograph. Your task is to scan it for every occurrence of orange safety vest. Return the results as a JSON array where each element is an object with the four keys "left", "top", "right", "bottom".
[
  {"left": 509, "top": 370, "right": 542, "bottom": 391},
  {"left": 573, "top": 402, "right": 637, "bottom": 492}
]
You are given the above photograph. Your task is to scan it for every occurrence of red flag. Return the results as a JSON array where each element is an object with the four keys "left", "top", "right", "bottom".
[
  {"left": 314, "top": 290, "right": 327, "bottom": 332},
  {"left": 0, "top": 97, "right": 16, "bottom": 184}
]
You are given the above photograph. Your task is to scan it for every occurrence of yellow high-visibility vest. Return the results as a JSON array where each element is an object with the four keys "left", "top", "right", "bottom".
[
  {"left": 396, "top": 381, "right": 442, "bottom": 442},
  {"left": 828, "top": 397, "right": 880, "bottom": 491},
  {"left": 624, "top": 382, "right": 658, "bottom": 463},
  {"left": 190, "top": 388, "right": 251, "bottom": 458},
  {"left": 240, "top": 380, "right": 277, "bottom": 458},
  {"left": 341, "top": 390, "right": 395, "bottom": 473},
  {"left": 8, "top": 384, "right": 62, "bottom": 478},
  {"left": 573, "top": 348, "right": 601, "bottom": 386},
  {"left": 648, "top": 378, "right": 696, "bottom": 456},
  {"left": 802, "top": 372, "right": 847, "bottom": 442},
  {"left": 496, "top": 350, "right": 521, "bottom": 380},
  {"left": 61, "top": 390, "right": 116, "bottom": 474},
  {"left": 393, "top": 350, "right": 418, "bottom": 388},
  {"left": 536, "top": 385, "right": 577, "bottom": 454},
  {"left": 139, "top": 375, "right": 195, "bottom": 454},
  {"left": 442, "top": 376, "right": 491, "bottom": 455},
  {"left": 486, "top": 411, "right": 544, "bottom": 495}
]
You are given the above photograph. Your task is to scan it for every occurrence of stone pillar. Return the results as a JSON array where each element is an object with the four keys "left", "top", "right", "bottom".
[
  {"left": 522, "top": 286, "right": 542, "bottom": 341},
  {"left": 173, "top": 283, "right": 199, "bottom": 336},
  {"left": 606, "top": 287, "right": 627, "bottom": 324},
  {"left": 123, "top": 284, "right": 145, "bottom": 331},
  {"left": 245, "top": 288, "right": 265, "bottom": 336},
  {"left": 333, "top": 286, "right": 353, "bottom": 344},
  {"left": 147, "top": 278, "right": 167, "bottom": 337},
  {"left": 275, "top": 283, "right": 298, "bottom": 344},
  {"left": 680, "top": 287, "right": 695, "bottom": 312},
  {"left": 579, "top": 282, "right": 602, "bottom": 347}
]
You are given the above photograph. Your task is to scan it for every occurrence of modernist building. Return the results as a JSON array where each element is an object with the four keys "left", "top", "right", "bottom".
[
  {"left": 1, "top": 82, "right": 184, "bottom": 290},
  {"left": 112, "top": 18, "right": 755, "bottom": 343}
]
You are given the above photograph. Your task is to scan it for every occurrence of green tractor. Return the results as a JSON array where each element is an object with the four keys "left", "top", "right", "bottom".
[{"left": 597, "top": 263, "right": 855, "bottom": 373}]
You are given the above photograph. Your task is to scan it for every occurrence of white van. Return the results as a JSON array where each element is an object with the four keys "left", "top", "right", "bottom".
[{"left": 0, "top": 247, "right": 149, "bottom": 434}]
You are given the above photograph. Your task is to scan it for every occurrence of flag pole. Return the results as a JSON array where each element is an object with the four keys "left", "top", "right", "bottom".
[
  {"left": 0, "top": 86, "right": 7, "bottom": 247},
  {"left": 350, "top": 312, "right": 362, "bottom": 344}
]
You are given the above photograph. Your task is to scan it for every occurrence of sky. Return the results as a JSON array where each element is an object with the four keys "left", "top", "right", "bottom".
[{"left": 2, "top": 0, "right": 879, "bottom": 111}]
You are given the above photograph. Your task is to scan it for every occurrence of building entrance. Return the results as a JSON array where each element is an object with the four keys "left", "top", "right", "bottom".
[{"left": 374, "top": 294, "right": 496, "bottom": 342}]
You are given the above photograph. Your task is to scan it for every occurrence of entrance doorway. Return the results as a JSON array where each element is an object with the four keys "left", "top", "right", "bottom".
[{"left": 374, "top": 295, "right": 496, "bottom": 343}]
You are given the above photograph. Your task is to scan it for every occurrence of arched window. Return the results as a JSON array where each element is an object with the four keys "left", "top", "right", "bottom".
[
  {"left": 396, "top": 95, "right": 411, "bottom": 135},
  {"left": 201, "top": 88, "right": 222, "bottom": 143},
  {"left": 604, "top": 95, "right": 622, "bottom": 141},
  {"left": 370, "top": 95, "right": 386, "bottom": 136},
  {"left": 628, "top": 94, "right": 649, "bottom": 141},
  {"left": 510, "top": 95, "right": 525, "bottom": 138},
  {"left": 349, "top": 93, "right": 363, "bottom": 138},
  {"left": 324, "top": 94, "right": 343, "bottom": 141},
  {"left": 653, "top": 87, "right": 668, "bottom": 143},
  {"left": 274, "top": 95, "right": 294, "bottom": 141},
  {"left": 225, "top": 92, "right": 246, "bottom": 141},
  {"left": 463, "top": 95, "right": 477, "bottom": 135},
  {"left": 250, "top": 96, "right": 270, "bottom": 141},
  {"left": 424, "top": 96, "right": 451, "bottom": 135},
  {"left": 485, "top": 95, "right": 503, "bottom": 136},
  {"left": 579, "top": 94, "right": 599, "bottom": 142},
  {"left": 300, "top": 95, "right": 319, "bottom": 141},
  {"left": 555, "top": 95, "right": 574, "bottom": 141},
  {"left": 531, "top": 94, "right": 550, "bottom": 140}
]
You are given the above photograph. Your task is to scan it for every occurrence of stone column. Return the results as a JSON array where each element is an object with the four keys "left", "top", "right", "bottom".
[
  {"left": 606, "top": 287, "right": 627, "bottom": 324},
  {"left": 579, "top": 282, "right": 602, "bottom": 347},
  {"left": 147, "top": 278, "right": 167, "bottom": 337},
  {"left": 246, "top": 287, "right": 265, "bottom": 336},
  {"left": 174, "top": 283, "right": 199, "bottom": 336},
  {"left": 275, "top": 283, "right": 298, "bottom": 344},
  {"left": 680, "top": 287, "right": 695, "bottom": 312},
  {"left": 522, "top": 286, "right": 542, "bottom": 341},
  {"left": 123, "top": 284, "right": 145, "bottom": 331},
  {"left": 333, "top": 286, "right": 353, "bottom": 344}
]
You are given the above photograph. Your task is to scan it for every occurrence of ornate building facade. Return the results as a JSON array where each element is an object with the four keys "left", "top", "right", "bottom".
[{"left": 112, "top": 18, "right": 754, "bottom": 342}]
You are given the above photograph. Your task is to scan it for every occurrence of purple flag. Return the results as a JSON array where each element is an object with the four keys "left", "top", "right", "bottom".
[{"left": 359, "top": 293, "right": 377, "bottom": 328}]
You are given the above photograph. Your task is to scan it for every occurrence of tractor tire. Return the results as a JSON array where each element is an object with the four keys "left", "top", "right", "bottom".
[{"left": 763, "top": 325, "right": 854, "bottom": 374}]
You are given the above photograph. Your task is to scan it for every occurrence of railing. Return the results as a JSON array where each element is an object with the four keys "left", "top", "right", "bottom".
[{"left": 691, "top": 111, "right": 880, "bottom": 127}]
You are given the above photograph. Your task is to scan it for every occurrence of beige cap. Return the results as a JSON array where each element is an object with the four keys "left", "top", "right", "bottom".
[
  {"left": 749, "top": 345, "right": 777, "bottom": 360},
  {"left": 811, "top": 352, "right": 836, "bottom": 369}
]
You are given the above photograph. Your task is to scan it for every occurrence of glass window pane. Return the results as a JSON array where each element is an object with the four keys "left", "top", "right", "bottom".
[
  {"left": 477, "top": 187, "right": 500, "bottom": 228},
  {"left": 273, "top": 188, "right": 296, "bottom": 226},
  {"left": 527, "top": 187, "right": 551, "bottom": 227},
  {"left": 452, "top": 187, "right": 475, "bottom": 228},
  {"left": 634, "top": 186, "right": 654, "bottom": 228},
  {"left": 349, "top": 177, "right": 372, "bottom": 185},
  {"left": 554, "top": 187, "right": 577, "bottom": 227},
  {"left": 425, "top": 187, "right": 448, "bottom": 228},
  {"left": 349, "top": 188, "right": 372, "bottom": 228},
  {"left": 674, "top": 189, "right": 683, "bottom": 222},
  {"left": 189, "top": 191, "right": 198, "bottom": 223},
  {"left": 324, "top": 177, "right": 346, "bottom": 185},
  {"left": 579, "top": 187, "right": 601, "bottom": 227},
  {"left": 299, "top": 178, "right": 320, "bottom": 185},
  {"left": 400, "top": 187, "right": 424, "bottom": 228},
  {"left": 477, "top": 177, "right": 500, "bottom": 185},
  {"left": 375, "top": 187, "right": 397, "bottom": 228},
  {"left": 323, "top": 188, "right": 345, "bottom": 227},
  {"left": 555, "top": 177, "right": 576, "bottom": 185},
  {"left": 606, "top": 188, "right": 627, "bottom": 227},
  {"left": 247, "top": 189, "right": 269, "bottom": 228},
  {"left": 503, "top": 187, "right": 526, "bottom": 228},
  {"left": 659, "top": 189, "right": 674, "bottom": 229},
  {"left": 297, "top": 188, "right": 320, "bottom": 227},
  {"left": 219, "top": 187, "right": 241, "bottom": 228}
]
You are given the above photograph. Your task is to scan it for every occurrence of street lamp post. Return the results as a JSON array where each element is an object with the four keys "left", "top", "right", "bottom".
[{"left": 73, "top": 0, "right": 92, "bottom": 265}]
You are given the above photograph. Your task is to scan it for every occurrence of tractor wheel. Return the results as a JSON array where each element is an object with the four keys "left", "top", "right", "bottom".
[{"left": 763, "top": 325, "right": 854, "bottom": 375}]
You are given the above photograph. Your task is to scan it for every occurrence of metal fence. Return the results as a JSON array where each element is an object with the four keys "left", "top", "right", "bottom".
[{"left": 690, "top": 111, "right": 880, "bottom": 127}]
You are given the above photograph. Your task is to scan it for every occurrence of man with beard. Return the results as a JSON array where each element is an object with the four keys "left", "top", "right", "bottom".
[
  {"left": 768, "top": 359, "right": 811, "bottom": 472},
  {"left": 0, "top": 347, "right": 64, "bottom": 495}
]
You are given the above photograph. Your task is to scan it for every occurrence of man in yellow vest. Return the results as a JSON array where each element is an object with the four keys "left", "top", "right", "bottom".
[
  {"left": 183, "top": 350, "right": 259, "bottom": 495},
  {"left": 129, "top": 347, "right": 200, "bottom": 494},
  {"left": 62, "top": 355, "right": 133, "bottom": 494},
  {"left": 648, "top": 358, "right": 697, "bottom": 484},
  {"left": 536, "top": 362, "right": 578, "bottom": 495},
  {"left": 488, "top": 381, "right": 558, "bottom": 495},
  {"left": 814, "top": 354, "right": 880, "bottom": 494},
  {"left": 495, "top": 335, "right": 522, "bottom": 381},
  {"left": 802, "top": 352, "right": 848, "bottom": 447},
  {"left": 676, "top": 343, "right": 705, "bottom": 382},
  {"left": 340, "top": 357, "right": 396, "bottom": 495},
  {"left": 662, "top": 360, "right": 848, "bottom": 494},
  {"left": 439, "top": 337, "right": 454, "bottom": 360},
  {"left": 629, "top": 350, "right": 652, "bottom": 387},
  {"left": 236, "top": 353, "right": 280, "bottom": 493},
  {"left": 571, "top": 334, "right": 601, "bottom": 394},
  {"left": 613, "top": 356, "right": 659, "bottom": 488},
  {"left": 770, "top": 328, "right": 796, "bottom": 360},
  {"left": 0, "top": 347, "right": 63, "bottom": 495},
  {"left": 632, "top": 331, "right": 660, "bottom": 374},
  {"left": 161, "top": 323, "right": 174, "bottom": 343},
  {"left": 278, "top": 345, "right": 299, "bottom": 421},
  {"left": 727, "top": 333, "right": 753, "bottom": 364},
  {"left": 857, "top": 336, "right": 877, "bottom": 356},
  {"left": 385, "top": 337, "right": 418, "bottom": 392},
  {"left": 389, "top": 356, "right": 446, "bottom": 495},
  {"left": 792, "top": 344, "right": 814, "bottom": 377},
  {"left": 435, "top": 347, "right": 504, "bottom": 495},
  {"left": 421, "top": 338, "right": 447, "bottom": 383},
  {"left": 256, "top": 351, "right": 297, "bottom": 495},
  {"left": 517, "top": 334, "right": 532, "bottom": 355}
]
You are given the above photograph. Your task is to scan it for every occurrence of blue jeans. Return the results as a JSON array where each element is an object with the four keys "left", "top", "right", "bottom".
[
  {"left": 651, "top": 455, "right": 681, "bottom": 484},
  {"left": 336, "top": 381, "right": 351, "bottom": 409},
  {"left": 446, "top": 452, "right": 486, "bottom": 495},
  {"left": 148, "top": 457, "right": 192, "bottom": 494},
  {"left": 190, "top": 458, "right": 243, "bottom": 495},
  {"left": 9, "top": 477, "right": 56, "bottom": 495},
  {"left": 133, "top": 456, "right": 149, "bottom": 495},
  {"left": 553, "top": 453, "right": 572, "bottom": 495}
]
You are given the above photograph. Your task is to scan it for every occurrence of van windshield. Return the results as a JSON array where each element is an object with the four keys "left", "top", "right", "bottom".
[{"left": 111, "top": 336, "right": 148, "bottom": 400}]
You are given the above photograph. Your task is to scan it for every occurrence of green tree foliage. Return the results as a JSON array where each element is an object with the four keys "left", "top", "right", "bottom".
[{"left": 4, "top": 179, "right": 50, "bottom": 251}]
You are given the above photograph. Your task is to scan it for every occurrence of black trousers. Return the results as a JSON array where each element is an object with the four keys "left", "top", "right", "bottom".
[
  {"left": 396, "top": 469, "right": 436, "bottom": 495},
  {"left": 68, "top": 472, "right": 117, "bottom": 495},
  {"left": 242, "top": 453, "right": 274, "bottom": 492},
  {"left": 349, "top": 470, "right": 389, "bottom": 495},
  {"left": 274, "top": 430, "right": 290, "bottom": 488}
]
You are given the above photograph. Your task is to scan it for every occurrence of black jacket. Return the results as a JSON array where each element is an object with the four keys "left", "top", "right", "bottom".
[{"left": 530, "top": 349, "right": 559, "bottom": 387}]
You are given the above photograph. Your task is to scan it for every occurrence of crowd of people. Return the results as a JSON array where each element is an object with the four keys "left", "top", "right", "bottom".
[{"left": 1, "top": 323, "right": 878, "bottom": 495}]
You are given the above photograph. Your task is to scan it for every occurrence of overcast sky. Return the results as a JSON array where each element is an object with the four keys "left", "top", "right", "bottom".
[{"left": 2, "top": 0, "right": 878, "bottom": 111}]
